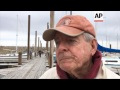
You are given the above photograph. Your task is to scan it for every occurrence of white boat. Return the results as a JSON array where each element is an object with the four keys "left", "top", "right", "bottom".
[{"left": 102, "top": 56, "right": 120, "bottom": 66}]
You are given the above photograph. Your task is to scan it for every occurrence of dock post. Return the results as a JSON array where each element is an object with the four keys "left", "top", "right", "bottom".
[{"left": 18, "top": 52, "right": 22, "bottom": 65}]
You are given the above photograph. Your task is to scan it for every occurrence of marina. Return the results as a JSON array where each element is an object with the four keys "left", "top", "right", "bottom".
[{"left": 0, "top": 11, "right": 120, "bottom": 78}]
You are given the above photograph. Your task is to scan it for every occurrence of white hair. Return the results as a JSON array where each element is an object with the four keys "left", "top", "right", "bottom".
[{"left": 83, "top": 33, "right": 95, "bottom": 42}]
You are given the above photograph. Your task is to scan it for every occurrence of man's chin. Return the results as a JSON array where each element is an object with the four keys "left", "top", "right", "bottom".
[{"left": 60, "top": 63, "right": 73, "bottom": 71}]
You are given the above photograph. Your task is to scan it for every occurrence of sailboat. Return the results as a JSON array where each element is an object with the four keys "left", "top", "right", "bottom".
[{"left": 0, "top": 15, "right": 26, "bottom": 57}]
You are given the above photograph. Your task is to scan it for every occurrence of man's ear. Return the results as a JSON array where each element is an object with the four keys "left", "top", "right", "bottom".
[{"left": 91, "top": 39, "right": 97, "bottom": 56}]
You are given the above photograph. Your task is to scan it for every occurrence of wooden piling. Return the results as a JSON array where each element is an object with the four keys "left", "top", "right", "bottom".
[
  {"left": 34, "top": 31, "right": 37, "bottom": 57},
  {"left": 18, "top": 52, "right": 22, "bottom": 65},
  {"left": 49, "top": 11, "right": 54, "bottom": 68},
  {"left": 27, "top": 15, "right": 30, "bottom": 60}
]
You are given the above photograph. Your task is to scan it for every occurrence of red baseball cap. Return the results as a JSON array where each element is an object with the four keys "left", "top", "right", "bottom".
[{"left": 43, "top": 15, "right": 95, "bottom": 41}]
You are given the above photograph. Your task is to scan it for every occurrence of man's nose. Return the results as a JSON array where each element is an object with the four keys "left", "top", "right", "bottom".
[{"left": 57, "top": 42, "right": 68, "bottom": 52}]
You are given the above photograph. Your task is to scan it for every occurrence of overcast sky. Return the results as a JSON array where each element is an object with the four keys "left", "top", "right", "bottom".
[{"left": 0, "top": 11, "right": 120, "bottom": 49}]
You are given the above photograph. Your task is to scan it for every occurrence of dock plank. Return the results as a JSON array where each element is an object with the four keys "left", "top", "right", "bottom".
[
  {"left": 25, "top": 59, "right": 46, "bottom": 79},
  {"left": 1, "top": 55, "right": 48, "bottom": 79},
  {"left": 1, "top": 60, "right": 36, "bottom": 79}
]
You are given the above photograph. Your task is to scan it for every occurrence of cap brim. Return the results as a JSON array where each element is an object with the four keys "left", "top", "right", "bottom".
[{"left": 43, "top": 26, "right": 83, "bottom": 41}]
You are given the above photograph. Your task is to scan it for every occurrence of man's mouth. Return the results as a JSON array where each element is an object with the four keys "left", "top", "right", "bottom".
[{"left": 58, "top": 56, "right": 73, "bottom": 61}]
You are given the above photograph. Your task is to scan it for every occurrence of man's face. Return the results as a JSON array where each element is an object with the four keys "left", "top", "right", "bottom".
[{"left": 54, "top": 32, "right": 93, "bottom": 74}]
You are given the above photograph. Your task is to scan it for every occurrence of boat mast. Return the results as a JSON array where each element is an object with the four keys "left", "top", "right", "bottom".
[
  {"left": 117, "top": 33, "right": 118, "bottom": 49},
  {"left": 70, "top": 11, "right": 72, "bottom": 15},
  {"left": 16, "top": 15, "right": 18, "bottom": 54}
]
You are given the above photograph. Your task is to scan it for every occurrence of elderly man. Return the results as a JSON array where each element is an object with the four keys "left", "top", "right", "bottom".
[{"left": 40, "top": 15, "right": 120, "bottom": 79}]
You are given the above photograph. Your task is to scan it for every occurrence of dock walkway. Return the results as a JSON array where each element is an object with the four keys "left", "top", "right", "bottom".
[{"left": 1, "top": 54, "right": 49, "bottom": 79}]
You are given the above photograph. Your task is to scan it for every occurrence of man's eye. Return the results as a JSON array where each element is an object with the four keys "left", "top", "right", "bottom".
[
  {"left": 67, "top": 39, "right": 77, "bottom": 44},
  {"left": 69, "top": 39, "right": 76, "bottom": 42}
]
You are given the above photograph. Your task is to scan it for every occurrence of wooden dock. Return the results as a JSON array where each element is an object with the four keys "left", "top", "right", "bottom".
[{"left": 0, "top": 54, "right": 50, "bottom": 79}]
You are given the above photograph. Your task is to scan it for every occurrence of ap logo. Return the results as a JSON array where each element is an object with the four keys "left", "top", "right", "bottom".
[{"left": 94, "top": 11, "right": 103, "bottom": 22}]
